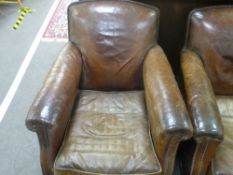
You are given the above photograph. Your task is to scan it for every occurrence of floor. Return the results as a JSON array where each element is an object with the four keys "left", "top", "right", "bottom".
[{"left": 0, "top": 0, "right": 65, "bottom": 174}]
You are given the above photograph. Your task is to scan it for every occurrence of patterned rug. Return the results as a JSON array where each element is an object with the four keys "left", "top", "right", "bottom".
[{"left": 42, "top": 0, "right": 77, "bottom": 41}]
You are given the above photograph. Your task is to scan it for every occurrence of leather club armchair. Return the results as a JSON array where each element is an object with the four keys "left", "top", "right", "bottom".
[
  {"left": 180, "top": 6, "right": 233, "bottom": 175},
  {"left": 26, "top": 1, "right": 193, "bottom": 175}
]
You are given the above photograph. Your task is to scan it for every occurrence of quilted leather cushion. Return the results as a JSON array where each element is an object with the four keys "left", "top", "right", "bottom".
[
  {"left": 54, "top": 90, "right": 161, "bottom": 175},
  {"left": 211, "top": 96, "right": 233, "bottom": 175}
]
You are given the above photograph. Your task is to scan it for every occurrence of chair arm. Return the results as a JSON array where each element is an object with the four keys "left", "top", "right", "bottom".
[
  {"left": 180, "top": 50, "right": 224, "bottom": 175},
  {"left": 25, "top": 43, "right": 82, "bottom": 175},
  {"left": 181, "top": 50, "right": 223, "bottom": 141},
  {"left": 143, "top": 45, "right": 193, "bottom": 175},
  {"left": 26, "top": 43, "right": 82, "bottom": 131}
]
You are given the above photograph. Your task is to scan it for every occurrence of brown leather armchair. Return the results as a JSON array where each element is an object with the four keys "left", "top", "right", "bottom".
[
  {"left": 26, "top": 1, "right": 193, "bottom": 175},
  {"left": 180, "top": 6, "right": 233, "bottom": 175}
]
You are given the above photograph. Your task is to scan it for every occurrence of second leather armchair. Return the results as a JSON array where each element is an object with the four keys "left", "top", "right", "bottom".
[{"left": 180, "top": 6, "right": 233, "bottom": 175}]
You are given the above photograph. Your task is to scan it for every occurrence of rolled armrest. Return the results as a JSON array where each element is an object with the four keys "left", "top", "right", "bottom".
[
  {"left": 25, "top": 42, "right": 82, "bottom": 174},
  {"left": 181, "top": 50, "right": 223, "bottom": 141},
  {"left": 143, "top": 45, "right": 193, "bottom": 175},
  {"left": 26, "top": 42, "right": 82, "bottom": 132}
]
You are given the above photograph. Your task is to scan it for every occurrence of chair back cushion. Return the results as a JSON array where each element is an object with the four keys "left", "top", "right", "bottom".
[
  {"left": 185, "top": 6, "right": 233, "bottom": 95},
  {"left": 68, "top": 0, "right": 159, "bottom": 90}
]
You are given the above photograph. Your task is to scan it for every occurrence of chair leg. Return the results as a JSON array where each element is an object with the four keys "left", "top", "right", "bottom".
[
  {"left": 190, "top": 139, "right": 220, "bottom": 175},
  {"left": 37, "top": 131, "right": 54, "bottom": 175},
  {"left": 179, "top": 138, "right": 221, "bottom": 175},
  {"left": 163, "top": 137, "right": 180, "bottom": 175}
]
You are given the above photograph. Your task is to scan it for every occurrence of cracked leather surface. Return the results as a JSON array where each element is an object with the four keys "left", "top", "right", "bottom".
[{"left": 54, "top": 90, "right": 161, "bottom": 175}]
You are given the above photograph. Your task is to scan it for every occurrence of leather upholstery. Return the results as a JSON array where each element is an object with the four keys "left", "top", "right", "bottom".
[
  {"left": 68, "top": 0, "right": 158, "bottom": 91},
  {"left": 26, "top": 43, "right": 82, "bottom": 175},
  {"left": 181, "top": 50, "right": 223, "bottom": 140},
  {"left": 54, "top": 90, "right": 161, "bottom": 175},
  {"left": 180, "top": 49, "right": 223, "bottom": 175},
  {"left": 25, "top": 1, "right": 193, "bottom": 175},
  {"left": 186, "top": 6, "right": 233, "bottom": 95},
  {"left": 211, "top": 96, "right": 233, "bottom": 175},
  {"left": 26, "top": 43, "right": 82, "bottom": 130},
  {"left": 180, "top": 6, "right": 233, "bottom": 175},
  {"left": 143, "top": 45, "right": 193, "bottom": 175}
]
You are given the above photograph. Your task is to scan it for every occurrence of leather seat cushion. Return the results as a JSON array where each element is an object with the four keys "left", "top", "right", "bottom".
[
  {"left": 54, "top": 90, "right": 161, "bottom": 175},
  {"left": 211, "top": 96, "right": 233, "bottom": 175}
]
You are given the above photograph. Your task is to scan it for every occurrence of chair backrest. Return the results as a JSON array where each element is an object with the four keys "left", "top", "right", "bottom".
[
  {"left": 185, "top": 6, "right": 233, "bottom": 95},
  {"left": 68, "top": 0, "right": 159, "bottom": 91}
]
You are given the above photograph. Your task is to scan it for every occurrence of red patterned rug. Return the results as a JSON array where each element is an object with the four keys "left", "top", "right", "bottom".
[{"left": 42, "top": 0, "right": 77, "bottom": 41}]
